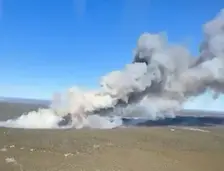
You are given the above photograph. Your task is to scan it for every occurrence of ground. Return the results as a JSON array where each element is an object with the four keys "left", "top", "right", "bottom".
[{"left": 0, "top": 127, "right": 224, "bottom": 171}]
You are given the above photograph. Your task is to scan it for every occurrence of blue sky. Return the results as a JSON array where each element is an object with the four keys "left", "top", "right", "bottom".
[{"left": 0, "top": 0, "right": 223, "bottom": 99}]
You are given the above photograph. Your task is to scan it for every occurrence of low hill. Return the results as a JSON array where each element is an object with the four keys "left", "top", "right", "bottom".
[{"left": 0, "top": 98, "right": 49, "bottom": 120}]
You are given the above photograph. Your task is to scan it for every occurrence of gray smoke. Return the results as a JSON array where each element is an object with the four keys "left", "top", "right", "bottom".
[{"left": 49, "top": 9, "right": 224, "bottom": 120}]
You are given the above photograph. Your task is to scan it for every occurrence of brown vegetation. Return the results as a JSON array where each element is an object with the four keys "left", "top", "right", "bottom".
[{"left": 0, "top": 127, "right": 223, "bottom": 171}]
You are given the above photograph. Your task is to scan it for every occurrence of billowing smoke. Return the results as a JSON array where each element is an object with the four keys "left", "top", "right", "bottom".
[
  {"left": 1, "top": 9, "right": 224, "bottom": 129},
  {"left": 50, "top": 10, "right": 224, "bottom": 118},
  {"left": 50, "top": 9, "right": 224, "bottom": 119}
]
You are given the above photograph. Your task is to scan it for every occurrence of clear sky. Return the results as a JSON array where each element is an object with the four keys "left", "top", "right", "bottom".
[{"left": 0, "top": 0, "right": 223, "bottom": 99}]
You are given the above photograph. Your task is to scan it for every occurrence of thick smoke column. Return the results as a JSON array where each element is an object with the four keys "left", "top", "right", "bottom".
[
  {"left": 48, "top": 9, "right": 224, "bottom": 123},
  {"left": 2, "top": 9, "right": 223, "bottom": 129}
]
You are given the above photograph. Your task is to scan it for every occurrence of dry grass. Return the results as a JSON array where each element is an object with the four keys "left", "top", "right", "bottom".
[{"left": 0, "top": 127, "right": 223, "bottom": 171}]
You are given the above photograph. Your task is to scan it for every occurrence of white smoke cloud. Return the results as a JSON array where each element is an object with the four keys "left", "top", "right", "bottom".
[
  {"left": 58, "top": 8, "right": 224, "bottom": 119},
  {"left": 33, "top": 8, "right": 224, "bottom": 118},
  {"left": 1, "top": 8, "right": 224, "bottom": 129}
]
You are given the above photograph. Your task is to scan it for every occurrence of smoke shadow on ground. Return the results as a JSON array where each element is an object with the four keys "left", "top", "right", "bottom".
[
  {"left": 58, "top": 113, "right": 224, "bottom": 128},
  {"left": 122, "top": 116, "right": 224, "bottom": 127}
]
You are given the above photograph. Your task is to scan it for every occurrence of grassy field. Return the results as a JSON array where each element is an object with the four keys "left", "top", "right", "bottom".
[{"left": 0, "top": 127, "right": 223, "bottom": 171}]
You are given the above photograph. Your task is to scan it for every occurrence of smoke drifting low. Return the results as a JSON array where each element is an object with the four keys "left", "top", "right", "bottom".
[{"left": 2, "top": 9, "right": 224, "bottom": 129}]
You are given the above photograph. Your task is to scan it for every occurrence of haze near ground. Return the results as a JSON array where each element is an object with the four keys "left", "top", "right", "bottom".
[{"left": 0, "top": 100, "right": 223, "bottom": 171}]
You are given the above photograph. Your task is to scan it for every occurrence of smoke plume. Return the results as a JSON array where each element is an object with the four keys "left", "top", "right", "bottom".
[
  {"left": 48, "top": 9, "right": 224, "bottom": 121},
  {"left": 2, "top": 9, "right": 224, "bottom": 129}
]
